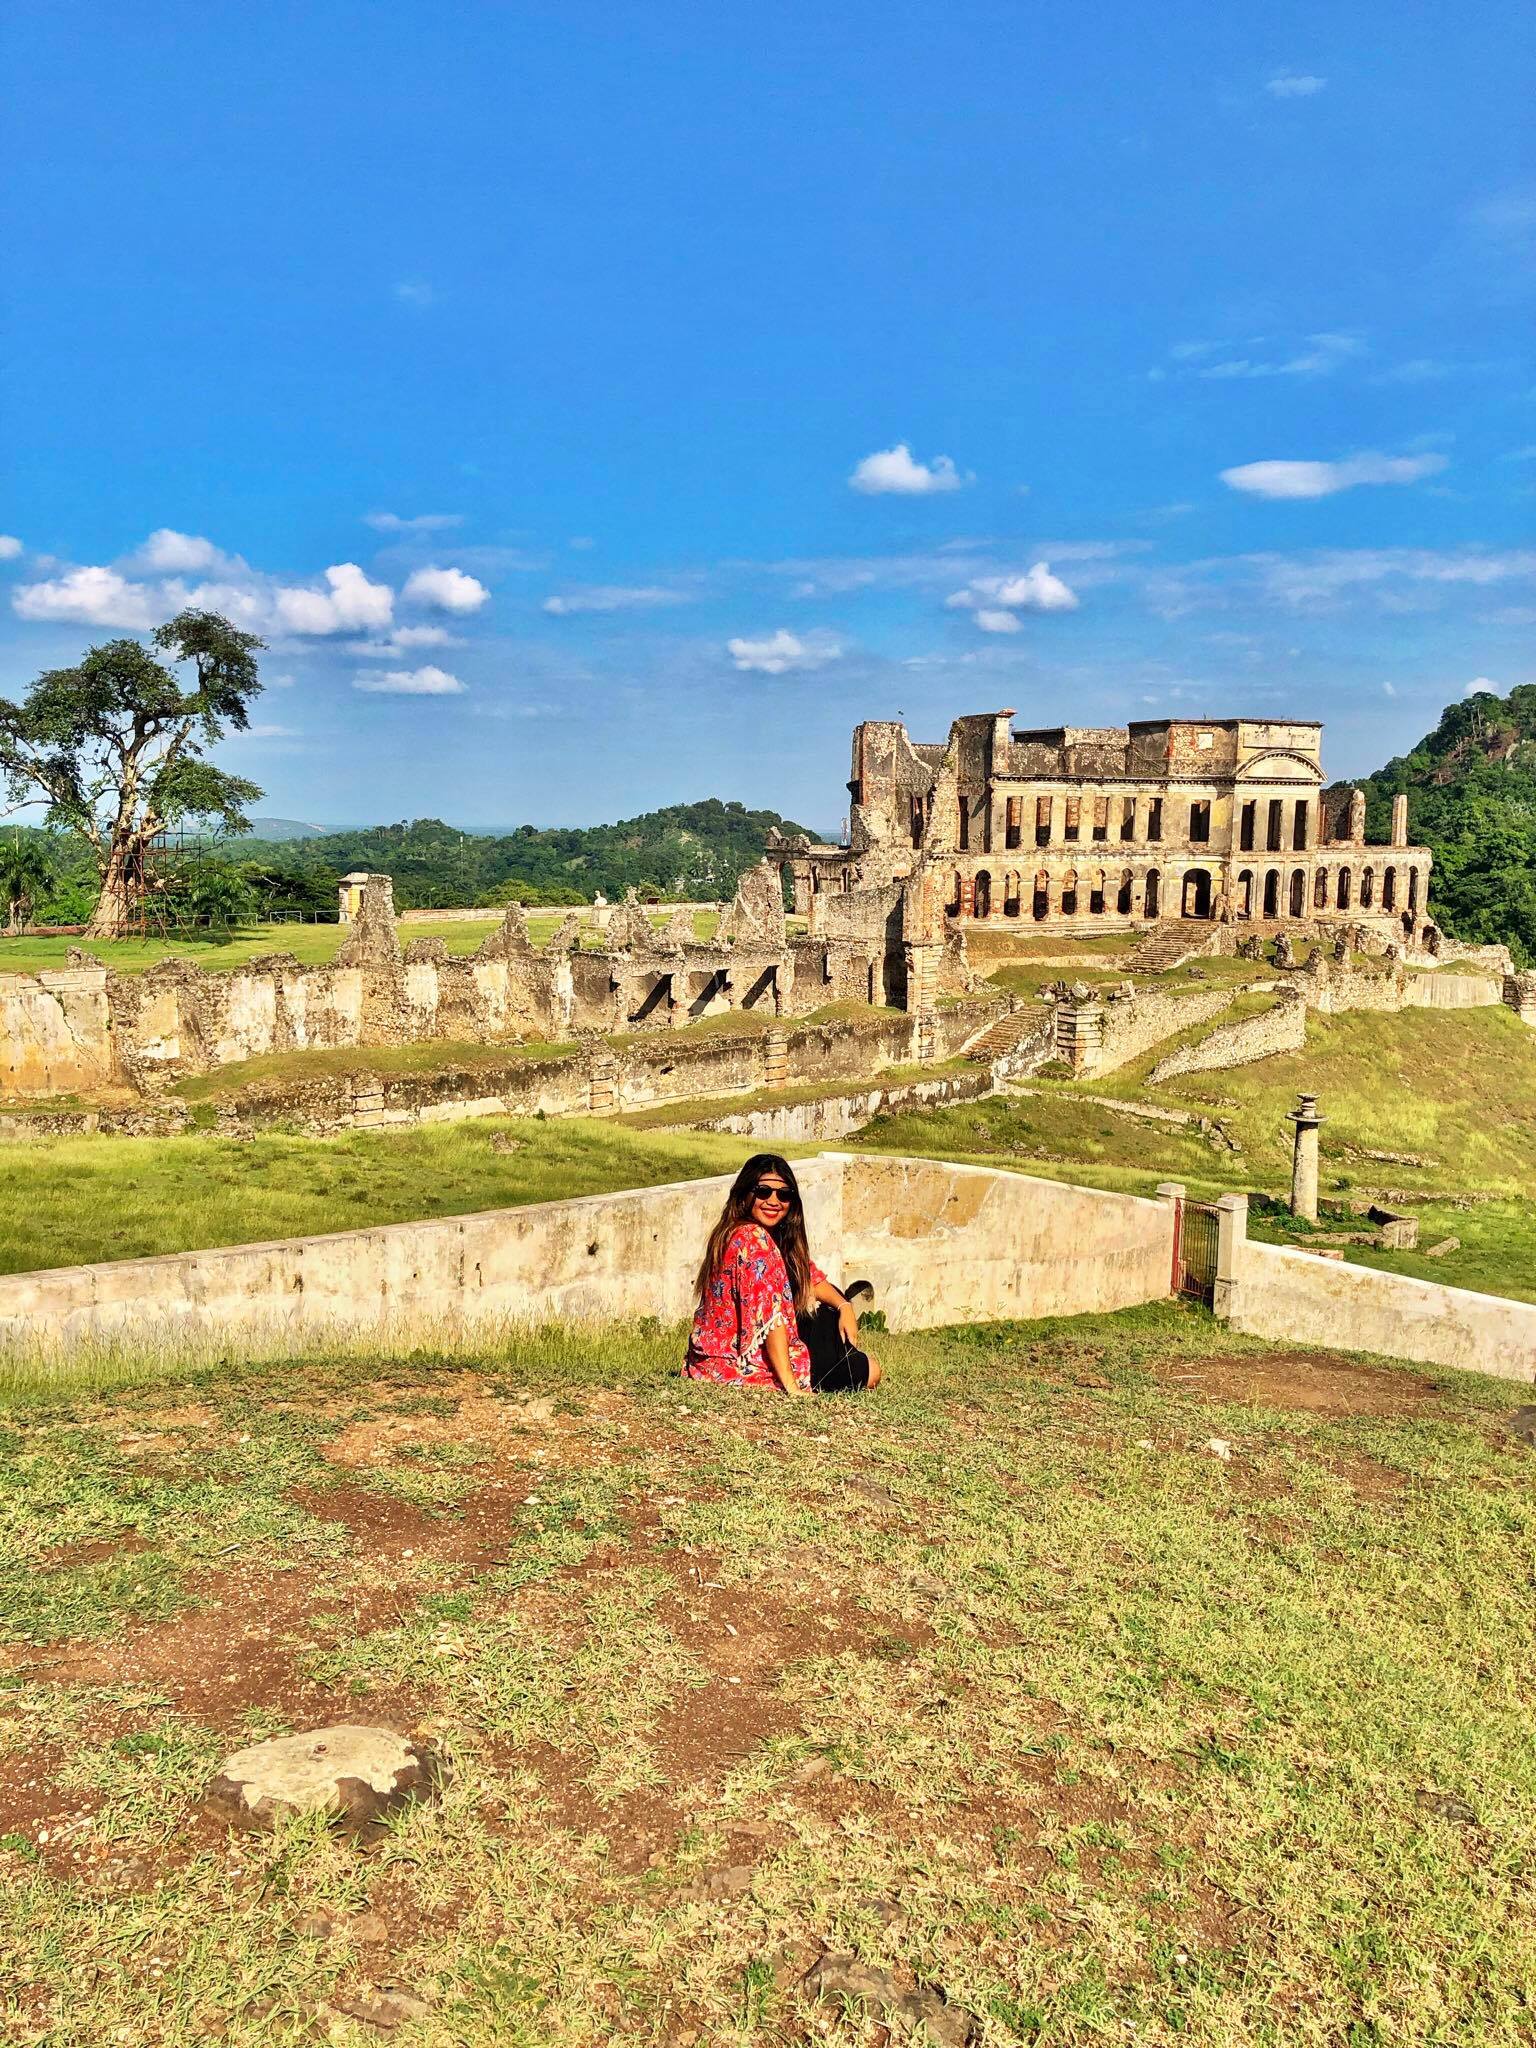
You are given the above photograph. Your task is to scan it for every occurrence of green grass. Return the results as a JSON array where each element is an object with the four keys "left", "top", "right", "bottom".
[
  {"left": 2, "top": 1304, "right": 1533, "bottom": 2045},
  {"left": 171, "top": 1038, "right": 581, "bottom": 1104},
  {"left": 856, "top": 1004, "right": 1536, "bottom": 1303},
  {"left": 0, "top": 1120, "right": 785, "bottom": 1277},
  {"left": 0, "top": 909, "right": 721, "bottom": 978}
]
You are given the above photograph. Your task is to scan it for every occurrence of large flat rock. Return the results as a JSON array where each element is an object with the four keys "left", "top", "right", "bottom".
[{"left": 206, "top": 1724, "right": 445, "bottom": 1833}]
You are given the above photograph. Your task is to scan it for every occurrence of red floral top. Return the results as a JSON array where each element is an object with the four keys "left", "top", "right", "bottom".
[{"left": 684, "top": 1224, "right": 825, "bottom": 1389}]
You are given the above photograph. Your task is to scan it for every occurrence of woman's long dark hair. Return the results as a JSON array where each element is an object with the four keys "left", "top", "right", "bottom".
[{"left": 696, "top": 1153, "right": 815, "bottom": 1312}]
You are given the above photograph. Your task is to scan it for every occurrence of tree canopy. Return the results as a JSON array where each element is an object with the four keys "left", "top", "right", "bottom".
[{"left": 0, "top": 610, "right": 265, "bottom": 935}]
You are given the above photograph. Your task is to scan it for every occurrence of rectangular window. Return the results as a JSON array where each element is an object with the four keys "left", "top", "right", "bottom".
[
  {"left": 957, "top": 800, "right": 969, "bottom": 851},
  {"left": 1120, "top": 797, "right": 1136, "bottom": 842},
  {"left": 1035, "top": 796, "right": 1051, "bottom": 847},
  {"left": 1189, "top": 801, "right": 1211, "bottom": 844},
  {"left": 910, "top": 795, "right": 925, "bottom": 848},
  {"left": 1005, "top": 796, "right": 1022, "bottom": 850},
  {"left": 1147, "top": 798, "right": 1163, "bottom": 843},
  {"left": 1092, "top": 796, "right": 1109, "bottom": 842},
  {"left": 1267, "top": 799, "right": 1284, "bottom": 852},
  {"left": 1240, "top": 801, "right": 1256, "bottom": 852},
  {"left": 1293, "top": 798, "right": 1310, "bottom": 850},
  {"left": 1064, "top": 797, "right": 1081, "bottom": 842}
]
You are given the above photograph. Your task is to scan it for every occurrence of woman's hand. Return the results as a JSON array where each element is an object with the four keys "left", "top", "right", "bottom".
[
  {"left": 764, "top": 1318, "right": 804, "bottom": 1397},
  {"left": 837, "top": 1303, "right": 862, "bottom": 1349}
]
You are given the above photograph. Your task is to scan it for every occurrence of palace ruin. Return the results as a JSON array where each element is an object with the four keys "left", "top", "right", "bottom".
[{"left": 774, "top": 710, "right": 1435, "bottom": 944}]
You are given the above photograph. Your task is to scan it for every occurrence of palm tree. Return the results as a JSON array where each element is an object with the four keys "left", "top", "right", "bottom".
[{"left": 0, "top": 832, "right": 57, "bottom": 935}]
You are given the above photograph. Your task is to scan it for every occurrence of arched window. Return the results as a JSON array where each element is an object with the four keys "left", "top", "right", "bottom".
[
  {"left": 1360, "top": 866, "right": 1375, "bottom": 908},
  {"left": 1337, "top": 868, "right": 1352, "bottom": 910},
  {"left": 1237, "top": 869, "right": 1254, "bottom": 919},
  {"left": 974, "top": 870, "right": 992, "bottom": 919},
  {"left": 1313, "top": 868, "right": 1328, "bottom": 910},
  {"left": 1289, "top": 870, "right": 1306, "bottom": 918},
  {"left": 1032, "top": 870, "right": 1050, "bottom": 920},
  {"left": 1090, "top": 869, "right": 1107, "bottom": 914},
  {"left": 1062, "top": 869, "right": 1079, "bottom": 916},
  {"left": 1383, "top": 866, "right": 1397, "bottom": 912},
  {"left": 1144, "top": 869, "right": 1161, "bottom": 917},
  {"left": 1263, "top": 869, "right": 1280, "bottom": 918},
  {"left": 1407, "top": 867, "right": 1420, "bottom": 915},
  {"left": 1116, "top": 868, "right": 1133, "bottom": 915},
  {"left": 1003, "top": 871, "right": 1021, "bottom": 917}
]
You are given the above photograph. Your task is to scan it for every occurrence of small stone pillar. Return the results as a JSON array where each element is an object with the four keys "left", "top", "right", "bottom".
[
  {"left": 1213, "top": 1193, "right": 1248, "bottom": 1321},
  {"left": 1390, "top": 793, "right": 1409, "bottom": 849},
  {"left": 1286, "top": 1092, "right": 1325, "bottom": 1222},
  {"left": 764, "top": 1025, "right": 789, "bottom": 1090}
]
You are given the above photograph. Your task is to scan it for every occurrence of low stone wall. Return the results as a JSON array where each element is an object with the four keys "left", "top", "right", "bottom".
[
  {"left": 1148, "top": 993, "right": 1306, "bottom": 1085},
  {"left": 837, "top": 1156, "right": 1176, "bottom": 1328},
  {"left": 0, "top": 1153, "right": 1176, "bottom": 1358},
  {"left": 1081, "top": 987, "right": 1232, "bottom": 1077},
  {"left": 661, "top": 1069, "right": 993, "bottom": 1143},
  {"left": 1305, "top": 960, "right": 1502, "bottom": 1015},
  {"left": 1228, "top": 1238, "right": 1535, "bottom": 1384},
  {"left": 1405, "top": 973, "right": 1503, "bottom": 1010},
  {"left": 0, "top": 970, "right": 117, "bottom": 1097}
]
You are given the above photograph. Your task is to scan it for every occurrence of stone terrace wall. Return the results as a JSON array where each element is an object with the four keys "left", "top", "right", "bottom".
[
  {"left": 0, "top": 970, "right": 116, "bottom": 1097},
  {"left": 0, "top": 1154, "right": 1177, "bottom": 1358},
  {"left": 1085, "top": 987, "right": 1232, "bottom": 1077},
  {"left": 1304, "top": 959, "right": 1503, "bottom": 1015},
  {"left": 1147, "top": 992, "right": 1306, "bottom": 1085}
]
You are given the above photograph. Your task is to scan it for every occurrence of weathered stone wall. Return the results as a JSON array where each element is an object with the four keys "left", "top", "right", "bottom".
[
  {"left": 0, "top": 1152, "right": 1178, "bottom": 1359},
  {"left": 1304, "top": 959, "right": 1502, "bottom": 1015},
  {"left": 1228, "top": 1238, "right": 1535, "bottom": 1384},
  {"left": 1147, "top": 992, "right": 1307, "bottom": 1085},
  {"left": 1079, "top": 987, "right": 1233, "bottom": 1077},
  {"left": 662, "top": 1068, "right": 993, "bottom": 1143},
  {"left": 0, "top": 970, "right": 116, "bottom": 1097}
]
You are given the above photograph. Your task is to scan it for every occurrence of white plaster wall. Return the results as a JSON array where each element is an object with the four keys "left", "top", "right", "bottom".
[
  {"left": 0, "top": 970, "right": 116, "bottom": 1097},
  {"left": 1230, "top": 1240, "right": 1535, "bottom": 1383},
  {"left": 836, "top": 1155, "right": 1173, "bottom": 1327}
]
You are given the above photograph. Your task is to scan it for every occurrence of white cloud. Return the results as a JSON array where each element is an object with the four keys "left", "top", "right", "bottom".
[
  {"left": 1381, "top": 681, "right": 1398, "bottom": 698},
  {"left": 352, "top": 665, "right": 465, "bottom": 696},
  {"left": 1220, "top": 452, "right": 1449, "bottom": 499},
  {"left": 394, "top": 280, "right": 435, "bottom": 308},
  {"left": 12, "top": 565, "right": 158, "bottom": 629},
  {"left": 352, "top": 624, "right": 460, "bottom": 657},
  {"left": 1266, "top": 72, "right": 1326, "bottom": 97},
  {"left": 543, "top": 585, "right": 690, "bottom": 615},
  {"left": 274, "top": 563, "right": 394, "bottom": 634},
  {"left": 1197, "top": 333, "right": 1363, "bottom": 380},
  {"left": 131, "top": 528, "right": 234, "bottom": 573},
  {"left": 1464, "top": 676, "right": 1502, "bottom": 696},
  {"left": 848, "top": 443, "right": 968, "bottom": 495},
  {"left": 242, "top": 722, "right": 300, "bottom": 738},
  {"left": 947, "top": 562, "right": 1081, "bottom": 623},
  {"left": 726, "top": 629, "right": 843, "bottom": 675},
  {"left": 402, "top": 565, "right": 490, "bottom": 613},
  {"left": 364, "top": 510, "right": 464, "bottom": 533},
  {"left": 0, "top": 535, "right": 23, "bottom": 560}
]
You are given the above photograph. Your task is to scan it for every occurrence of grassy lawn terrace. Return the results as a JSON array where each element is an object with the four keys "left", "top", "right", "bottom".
[{"left": 0, "top": 1304, "right": 1532, "bottom": 2044}]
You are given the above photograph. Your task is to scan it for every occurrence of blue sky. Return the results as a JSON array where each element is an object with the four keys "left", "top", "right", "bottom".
[{"left": 1, "top": 0, "right": 1532, "bottom": 831}]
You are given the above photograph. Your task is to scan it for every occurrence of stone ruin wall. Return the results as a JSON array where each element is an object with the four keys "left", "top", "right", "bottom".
[
  {"left": 1146, "top": 992, "right": 1308, "bottom": 1085},
  {"left": 0, "top": 864, "right": 982, "bottom": 1103}
]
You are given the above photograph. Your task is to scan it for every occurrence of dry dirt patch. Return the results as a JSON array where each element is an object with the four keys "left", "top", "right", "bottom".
[{"left": 1154, "top": 1349, "right": 1460, "bottom": 1419}]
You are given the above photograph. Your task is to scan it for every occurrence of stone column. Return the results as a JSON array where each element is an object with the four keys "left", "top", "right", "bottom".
[
  {"left": 764, "top": 1025, "right": 789, "bottom": 1090},
  {"left": 1286, "top": 1092, "right": 1325, "bottom": 1222},
  {"left": 1213, "top": 1193, "right": 1248, "bottom": 1321},
  {"left": 1391, "top": 794, "right": 1409, "bottom": 849}
]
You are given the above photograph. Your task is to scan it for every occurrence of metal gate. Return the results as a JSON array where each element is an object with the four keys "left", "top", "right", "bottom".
[{"left": 1174, "top": 1198, "right": 1220, "bottom": 1306}]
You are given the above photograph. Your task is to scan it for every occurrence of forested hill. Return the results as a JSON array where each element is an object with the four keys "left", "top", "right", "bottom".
[
  {"left": 1358, "top": 684, "right": 1536, "bottom": 964},
  {"left": 223, "top": 799, "right": 819, "bottom": 911}
]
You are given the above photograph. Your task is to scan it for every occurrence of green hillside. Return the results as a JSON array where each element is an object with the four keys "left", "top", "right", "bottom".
[
  {"left": 217, "top": 798, "right": 815, "bottom": 911},
  {"left": 1355, "top": 683, "right": 1536, "bottom": 965}
]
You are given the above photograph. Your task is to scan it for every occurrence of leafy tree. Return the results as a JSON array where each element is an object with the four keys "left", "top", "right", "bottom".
[
  {"left": 0, "top": 610, "right": 265, "bottom": 937},
  {"left": 0, "top": 830, "right": 57, "bottom": 935}
]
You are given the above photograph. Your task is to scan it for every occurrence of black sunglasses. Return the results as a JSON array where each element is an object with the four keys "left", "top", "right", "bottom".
[{"left": 749, "top": 1182, "right": 791, "bottom": 1203}]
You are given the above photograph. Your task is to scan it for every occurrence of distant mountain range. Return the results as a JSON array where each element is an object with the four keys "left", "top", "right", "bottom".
[{"left": 230, "top": 816, "right": 328, "bottom": 842}]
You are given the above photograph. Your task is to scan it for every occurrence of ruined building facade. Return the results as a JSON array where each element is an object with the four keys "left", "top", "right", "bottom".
[{"left": 775, "top": 711, "right": 1434, "bottom": 938}]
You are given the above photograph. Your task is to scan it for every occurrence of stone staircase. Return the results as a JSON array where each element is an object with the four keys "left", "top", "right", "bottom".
[
  {"left": 1125, "top": 927, "right": 1221, "bottom": 973},
  {"left": 962, "top": 1008, "right": 1052, "bottom": 1063}
]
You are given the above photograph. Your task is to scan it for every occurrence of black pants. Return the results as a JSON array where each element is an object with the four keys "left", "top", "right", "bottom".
[{"left": 796, "top": 1297, "right": 873, "bottom": 1394}]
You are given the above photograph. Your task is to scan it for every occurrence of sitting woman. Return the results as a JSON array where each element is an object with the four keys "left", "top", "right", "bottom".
[{"left": 685, "top": 1154, "right": 881, "bottom": 1396}]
